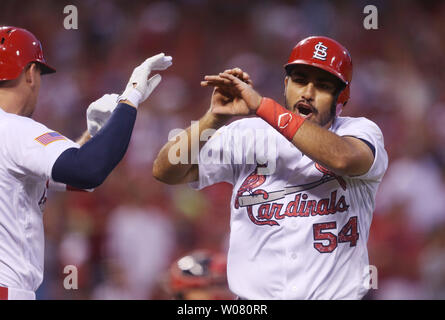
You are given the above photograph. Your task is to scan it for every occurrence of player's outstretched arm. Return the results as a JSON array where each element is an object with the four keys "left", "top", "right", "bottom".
[
  {"left": 86, "top": 53, "right": 173, "bottom": 137},
  {"left": 205, "top": 71, "right": 373, "bottom": 177},
  {"left": 152, "top": 111, "right": 228, "bottom": 185},
  {"left": 52, "top": 54, "right": 172, "bottom": 189},
  {"left": 153, "top": 68, "right": 251, "bottom": 185}
]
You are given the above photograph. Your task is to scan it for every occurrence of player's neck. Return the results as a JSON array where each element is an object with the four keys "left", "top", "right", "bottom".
[
  {"left": 322, "top": 117, "right": 335, "bottom": 130},
  {"left": 0, "top": 90, "right": 30, "bottom": 116}
]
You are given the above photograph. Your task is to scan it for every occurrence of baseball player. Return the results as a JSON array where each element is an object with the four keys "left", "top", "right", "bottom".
[
  {"left": 153, "top": 36, "right": 388, "bottom": 299},
  {"left": 0, "top": 26, "right": 172, "bottom": 299}
]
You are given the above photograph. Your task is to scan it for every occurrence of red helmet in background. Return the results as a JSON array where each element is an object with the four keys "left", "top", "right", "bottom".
[
  {"left": 284, "top": 36, "right": 352, "bottom": 107},
  {"left": 168, "top": 250, "right": 233, "bottom": 299},
  {"left": 0, "top": 26, "right": 56, "bottom": 81}
]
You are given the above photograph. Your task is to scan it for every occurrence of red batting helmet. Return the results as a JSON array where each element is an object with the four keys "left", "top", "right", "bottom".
[
  {"left": 0, "top": 26, "right": 56, "bottom": 81},
  {"left": 170, "top": 250, "right": 227, "bottom": 290},
  {"left": 168, "top": 250, "right": 233, "bottom": 299},
  {"left": 284, "top": 36, "right": 352, "bottom": 106}
]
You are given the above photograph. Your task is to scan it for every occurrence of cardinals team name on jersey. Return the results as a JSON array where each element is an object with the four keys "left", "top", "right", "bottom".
[
  {"left": 256, "top": 190, "right": 348, "bottom": 222},
  {"left": 234, "top": 163, "right": 349, "bottom": 226}
]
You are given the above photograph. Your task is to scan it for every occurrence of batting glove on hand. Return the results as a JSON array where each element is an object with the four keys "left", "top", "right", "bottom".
[
  {"left": 118, "top": 53, "right": 173, "bottom": 108},
  {"left": 86, "top": 93, "right": 119, "bottom": 136}
]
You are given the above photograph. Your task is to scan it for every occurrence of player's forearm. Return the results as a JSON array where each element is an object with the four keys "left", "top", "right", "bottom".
[
  {"left": 256, "top": 98, "right": 371, "bottom": 176},
  {"left": 291, "top": 120, "right": 368, "bottom": 176},
  {"left": 152, "top": 135, "right": 197, "bottom": 185},
  {"left": 153, "top": 112, "right": 229, "bottom": 184},
  {"left": 52, "top": 103, "right": 136, "bottom": 189}
]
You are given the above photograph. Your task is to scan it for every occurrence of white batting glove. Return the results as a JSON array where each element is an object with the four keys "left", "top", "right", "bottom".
[
  {"left": 118, "top": 53, "right": 173, "bottom": 108},
  {"left": 86, "top": 93, "right": 119, "bottom": 136}
]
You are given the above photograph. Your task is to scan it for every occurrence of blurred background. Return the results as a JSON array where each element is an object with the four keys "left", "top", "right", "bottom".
[{"left": 1, "top": 0, "right": 445, "bottom": 299}]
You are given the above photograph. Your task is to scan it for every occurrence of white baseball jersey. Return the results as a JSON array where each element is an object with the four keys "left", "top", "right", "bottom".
[
  {"left": 191, "top": 116, "right": 388, "bottom": 299},
  {"left": 0, "top": 108, "right": 78, "bottom": 298}
]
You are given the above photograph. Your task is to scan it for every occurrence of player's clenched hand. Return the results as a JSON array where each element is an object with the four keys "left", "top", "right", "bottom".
[
  {"left": 201, "top": 70, "right": 262, "bottom": 116},
  {"left": 118, "top": 53, "right": 173, "bottom": 108},
  {"left": 86, "top": 93, "right": 119, "bottom": 136}
]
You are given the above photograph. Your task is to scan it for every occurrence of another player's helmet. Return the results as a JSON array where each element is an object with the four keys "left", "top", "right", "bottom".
[
  {"left": 167, "top": 250, "right": 233, "bottom": 299},
  {"left": 284, "top": 36, "right": 352, "bottom": 107},
  {"left": 0, "top": 26, "right": 55, "bottom": 81}
]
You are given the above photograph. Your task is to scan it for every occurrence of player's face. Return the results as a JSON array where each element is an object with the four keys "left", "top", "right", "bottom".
[{"left": 284, "top": 65, "right": 342, "bottom": 128}]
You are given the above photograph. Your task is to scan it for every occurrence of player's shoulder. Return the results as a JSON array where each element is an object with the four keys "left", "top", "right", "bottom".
[
  {"left": 0, "top": 109, "right": 51, "bottom": 137},
  {"left": 0, "top": 109, "right": 40, "bottom": 126},
  {"left": 0, "top": 109, "right": 24, "bottom": 130},
  {"left": 332, "top": 116, "right": 383, "bottom": 135}
]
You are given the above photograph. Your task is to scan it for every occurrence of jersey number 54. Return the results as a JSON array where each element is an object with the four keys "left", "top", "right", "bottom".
[{"left": 312, "top": 217, "right": 359, "bottom": 253}]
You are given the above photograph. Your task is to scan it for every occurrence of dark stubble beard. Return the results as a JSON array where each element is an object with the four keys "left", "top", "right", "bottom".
[{"left": 285, "top": 98, "right": 336, "bottom": 128}]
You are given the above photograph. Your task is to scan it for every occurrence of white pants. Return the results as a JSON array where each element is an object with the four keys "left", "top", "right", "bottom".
[{"left": 0, "top": 286, "right": 36, "bottom": 300}]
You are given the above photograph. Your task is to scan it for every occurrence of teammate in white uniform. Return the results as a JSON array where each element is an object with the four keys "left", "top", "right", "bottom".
[
  {"left": 0, "top": 26, "right": 172, "bottom": 299},
  {"left": 0, "top": 109, "right": 79, "bottom": 299},
  {"left": 153, "top": 36, "right": 387, "bottom": 300}
]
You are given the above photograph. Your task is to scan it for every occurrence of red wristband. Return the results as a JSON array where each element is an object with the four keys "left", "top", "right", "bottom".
[{"left": 255, "top": 97, "right": 305, "bottom": 141}]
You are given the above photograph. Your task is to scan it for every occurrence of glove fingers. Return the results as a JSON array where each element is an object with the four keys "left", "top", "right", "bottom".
[
  {"left": 88, "top": 124, "right": 99, "bottom": 137},
  {"left": 150, "top": 56, "right": 173, "bottom": 71},
  {"left": 89, "top": 108, "right": 112, "bottom": 120},
  {"left": 143, "top": 74, "right": 162, "bottom": 100},
  {"left": 144, "top": 53, "right": 165, "bottom": 65},
  {"left": 101, "top": 94, "right": 120, "bottom": 107},
  {"left": 87, "top": 93, "right": 119, "bottom": 136},
  {"left": 109, "top": 93, "right": 119, "bottom": 101},
  {"left": 144, "top": 53, "right": 173, "bottom": 71},
  {"left": 87, "top": 96, "right": 119, "bottom": 113}
]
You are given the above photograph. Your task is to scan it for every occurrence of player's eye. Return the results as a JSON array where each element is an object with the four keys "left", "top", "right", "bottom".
[
  {"left": 317, "top": 82, "right": 335, "bottom": 92},
  {"left": 292, "top": 76, "right": 307, "bottom": 84}
]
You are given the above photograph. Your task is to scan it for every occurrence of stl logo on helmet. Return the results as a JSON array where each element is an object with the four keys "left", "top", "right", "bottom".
[{"left": 313, "top": 42, "right": 328, "bottom": 61}]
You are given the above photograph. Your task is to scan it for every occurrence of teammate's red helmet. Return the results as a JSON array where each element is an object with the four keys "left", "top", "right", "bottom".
[
  {"left": 167, "top": 250, "right": 233, "bottom": 299},
  {"left": 170, "top": 250, "right": 227, "bottom": 291},
  {"left": 0, "top": 26, "right": 56, "bottom": 81},
  {"left": 284, "top": 36, "right": 352, "bottom": 106}
]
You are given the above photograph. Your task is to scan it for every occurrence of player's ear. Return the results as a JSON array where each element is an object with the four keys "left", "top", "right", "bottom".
[
  {"left": 24, "top": 63, "right": 40, "bottom": 88},
  {"left": 284, "top": 76, "right": 289, "bottom": 97}
]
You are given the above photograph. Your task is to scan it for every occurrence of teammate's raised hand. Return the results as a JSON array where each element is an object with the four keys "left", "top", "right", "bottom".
[{"left": 118, "top": 53, "right": 173, "bottom": 108}]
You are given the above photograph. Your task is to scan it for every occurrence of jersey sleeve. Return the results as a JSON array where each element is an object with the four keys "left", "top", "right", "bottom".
[
  {"left": 5, "top": 117, "right": 79, "bottom": 181},
  {"left": 189, "top": 124, "right": 235, "bottom": 190},
  {"left": 335, "top": 117, "right": 388, "bottom": 182}
]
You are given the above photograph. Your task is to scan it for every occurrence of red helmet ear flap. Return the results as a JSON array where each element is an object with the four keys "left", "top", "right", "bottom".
[{"left": 337, "top": 83, "right": 350, "bottom": 107}]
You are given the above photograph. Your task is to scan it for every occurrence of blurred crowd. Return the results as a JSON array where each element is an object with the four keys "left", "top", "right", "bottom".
[{"left": 1, "top": 0, "right": 445, "bottom": 299}]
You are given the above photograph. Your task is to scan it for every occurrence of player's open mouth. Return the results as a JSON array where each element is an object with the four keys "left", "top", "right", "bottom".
[{"left": 296, "top": 102, "right": 315, "bottom": 119}]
